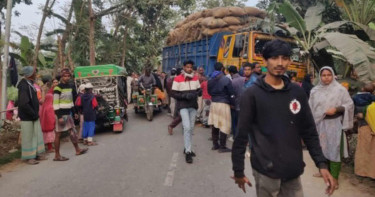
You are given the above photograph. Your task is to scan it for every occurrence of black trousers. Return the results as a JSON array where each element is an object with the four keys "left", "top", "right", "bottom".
[{"left": 212, "top": 127, "right": 227, "bottom": 148}]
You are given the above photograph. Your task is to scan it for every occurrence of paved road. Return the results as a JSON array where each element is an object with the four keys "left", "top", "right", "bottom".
[{"left": 0, "top": 108, "right": 372, "bottom": 197}]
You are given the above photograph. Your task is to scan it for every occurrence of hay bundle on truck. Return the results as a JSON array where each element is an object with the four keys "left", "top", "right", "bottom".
[{"left": 163, "top": 7, "right": 307, "bottom": 79}]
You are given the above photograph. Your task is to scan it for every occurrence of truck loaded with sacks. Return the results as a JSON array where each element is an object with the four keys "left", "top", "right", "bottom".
[{"left": 162, "top": 6, "right": 307, "bottom": 79}]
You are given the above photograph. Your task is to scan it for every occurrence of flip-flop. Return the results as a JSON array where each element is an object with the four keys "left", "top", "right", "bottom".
[
  {"left": 76, "top": 148, "right": 88, "bottom": 155},
  {"left": 87, "top": 142, "right": 98, "bottom": 146},
  {"left": 53, "top": 156, "right": 69, "bottom": 161}
]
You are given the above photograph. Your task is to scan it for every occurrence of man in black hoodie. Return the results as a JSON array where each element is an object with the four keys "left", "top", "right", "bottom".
[
  {"left": 231, "top": 39, "right": 336, "bottom": 196},
  {"left": 17, "top": 66, "right": 46, "bottom": 165}
]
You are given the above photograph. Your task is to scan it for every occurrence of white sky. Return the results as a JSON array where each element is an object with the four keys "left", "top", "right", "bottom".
[{"left": 5, "top": 0, "right": 259, "bottom": 42}]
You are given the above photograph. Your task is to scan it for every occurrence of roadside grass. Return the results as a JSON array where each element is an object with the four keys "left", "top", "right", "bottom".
[{"left": 0, "top": 150, "right": 21, "bottom": 166}]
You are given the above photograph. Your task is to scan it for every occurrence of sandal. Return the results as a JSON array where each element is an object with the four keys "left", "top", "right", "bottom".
[
  {"left": 53, "top": 156, "right": 69, "bottom": 161},
  {"left": 26, "top": 159, "right": 39, "bottom": 165},
  {"left": 87, "top": 142, "right": 98, "bottom": 146},
  {"left": 36, "top": 155, "right": 48, "bottom": 161},
  {"left": 76, "top": 148, "right": 88, "bottom": 155},
  {"left": 83, "top": 140, "right": 88, "bottom": 145}
]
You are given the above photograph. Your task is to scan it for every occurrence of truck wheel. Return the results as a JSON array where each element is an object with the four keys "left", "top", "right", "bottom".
[{"left": 146, "top": 106, "right": 153, "bottom": 121}]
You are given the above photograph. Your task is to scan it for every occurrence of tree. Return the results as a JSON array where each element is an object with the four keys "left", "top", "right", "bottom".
[
  {"left": 33, "top": 0, "right": 56, "bottom": 68},
  {"left": 335, "top": 0, "right": 375, "bottom": 25},
  {"left": 197, "top": 0, "right": 246, "bottom": 9},
  {"left": 272, "top": 0, "right": 375, "bottom": 83}
]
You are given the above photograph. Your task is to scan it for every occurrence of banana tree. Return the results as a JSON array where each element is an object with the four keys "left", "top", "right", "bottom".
[
  {"left": 9, "top": 35, "right": 49, "bottom": 68},
  {"left": 272, "top": 0, "right": 375, "bottom": 83},
  {"left": 270, "top": 0, "right": 325, "bottom": 72},
  {"left": 335, "top": 0, "right": 375, "bottom": 26}
]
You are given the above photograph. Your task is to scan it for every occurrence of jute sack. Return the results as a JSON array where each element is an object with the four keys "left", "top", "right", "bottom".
[
  {"left": 202, "top": 8, "right": 214, "bottom": 17},
  {"left": 244, "top": 7, "right": 266, "bottom": 18},
  {"left": 192, "top": 18, "right": 204, "bottom": 27},
  {"left": 213, "top": 7, "right": 230, "bottom": 18},
  {"left": 202, "top": 28, "right": 223, "bottom": 36},
  {"left": 206, "top": 18, "right": 227, "bottom": 29},
  {"left": 223, "top": 16, "right": 242, "bottom": 26},
  {"left": 201, "top": 17, "right": 215, "bottom": 27},
  {"left": 175, "top": 20, "right": 185, "bottom": 28},
  {"left": 228, "top": 7, "right": 247, "bottom": 17},
  {"left": 185, "top": 11, "right": 203, "bottom": 23}
]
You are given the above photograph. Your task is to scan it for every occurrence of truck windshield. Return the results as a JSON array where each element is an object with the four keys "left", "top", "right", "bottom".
[{"left": 254, "top": 38, "right": 302, "bottom": 63}]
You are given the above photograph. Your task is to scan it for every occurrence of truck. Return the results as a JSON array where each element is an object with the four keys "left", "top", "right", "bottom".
[{"left": 162, "top": 31, "right": 306, "bottom": 79}]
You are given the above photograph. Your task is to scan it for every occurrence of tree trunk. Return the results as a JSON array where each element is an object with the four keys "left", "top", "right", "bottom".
[
  {"left": 88, "top": 0, "right": 96, "bottom": 65},
  {"left": 120, "top": 26, "right": 128, "bottom": 68},
  {"left": 33, "top": 0, "right": 56, "bottom": 68},
  {"left": 60, "top": 0, "right": 75, "bottom": 67}
]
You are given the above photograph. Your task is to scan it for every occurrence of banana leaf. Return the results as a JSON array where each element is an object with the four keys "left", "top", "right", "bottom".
[
  {"left": 319, "top": 32, "right": 375, "bottom": 83},
  {"left": 317, "top": 21, "right": 375, "bottom": 41},
  {"left": 278, "top": 1, "right": 306, "bottom": 33},
  {"left": 304, "top": 2, "right": 325, "bottom": 31}
]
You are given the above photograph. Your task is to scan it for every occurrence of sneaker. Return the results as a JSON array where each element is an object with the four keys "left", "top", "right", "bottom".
[
  {"left": 228, "top": 136, "right": 234, "bottom": 142},
  {"left": 211, "top": 145, "right": 219, "bottom": 150},
  {"left": 185, "top": 152, "right": 193, "bottom": 163},
  {"left": 218, "top": 147, "right": 231, "bottom": 153},
  {"left": 184, "top": 149, "right": 196, "bottom": 157}
]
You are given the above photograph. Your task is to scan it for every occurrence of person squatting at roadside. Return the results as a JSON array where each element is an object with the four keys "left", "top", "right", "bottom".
[
  {"left": 171, "top": 60, "right": 202, "bottom": 164},
  {"left": 231, "top": 39, "right": 336, "bottom": 197},
  {"left": 53, "top": 68, "right": 88, "bottom": 161}
]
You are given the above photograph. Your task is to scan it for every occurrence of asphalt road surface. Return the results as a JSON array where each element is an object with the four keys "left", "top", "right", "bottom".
[{"left": 0, "top": 108, "right": 372, "bottom": 197}]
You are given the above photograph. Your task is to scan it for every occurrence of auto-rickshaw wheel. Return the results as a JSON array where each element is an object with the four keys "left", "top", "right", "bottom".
[{"left": 146, "top": 105, "right": 153, "bottom": 121}]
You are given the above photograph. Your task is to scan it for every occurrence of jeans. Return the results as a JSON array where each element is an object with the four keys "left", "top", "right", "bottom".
[{"left": 180, "top": 108, "right": 197, "bottom": 153}]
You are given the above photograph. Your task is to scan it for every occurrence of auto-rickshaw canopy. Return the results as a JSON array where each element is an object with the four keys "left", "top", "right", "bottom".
[{"left": 74, "top": 64, "right": 126, "bottom": 79}]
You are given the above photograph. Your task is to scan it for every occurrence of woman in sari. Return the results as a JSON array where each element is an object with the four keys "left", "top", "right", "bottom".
[{"left": 309, "top": 66, "right": 354, "bottom": 189}]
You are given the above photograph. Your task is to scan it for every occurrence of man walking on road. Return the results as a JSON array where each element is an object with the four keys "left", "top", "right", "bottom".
[
  {"left": 208, "top": 62, "right": 235, "bottom": 153},
  {"left": 231, "top": 39, "right": 336, "bottom": 196},
  {"left": 53, "top": 69, "right": 88, "bottom": 161},
  {"left": 171, "top": 60, "right": 201, "bottom": 163}
]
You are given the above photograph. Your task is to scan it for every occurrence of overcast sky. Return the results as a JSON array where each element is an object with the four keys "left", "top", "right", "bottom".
[{"left": 6, "top": 0, "right": 259, "bottom": 42}]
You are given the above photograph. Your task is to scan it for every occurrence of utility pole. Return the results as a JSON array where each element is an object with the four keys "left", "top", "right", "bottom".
[{"left": 1, "top": 0, "right": 13, "bottom": 120}]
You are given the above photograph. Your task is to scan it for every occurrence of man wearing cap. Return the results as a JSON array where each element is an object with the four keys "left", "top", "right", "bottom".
[
  {"left": 53, "top": 68, "right": 88, "bottom": 161},
  {"left": 17, "top": 66, "right": 46, "bottom": 165},
  {"left": 231, "top": 39, "right": 336, "bottom": 196}
]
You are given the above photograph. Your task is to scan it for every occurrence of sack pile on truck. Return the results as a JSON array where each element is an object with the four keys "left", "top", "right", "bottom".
[{"left": 166, "top": 6, "right": 267, "bottom": 46}]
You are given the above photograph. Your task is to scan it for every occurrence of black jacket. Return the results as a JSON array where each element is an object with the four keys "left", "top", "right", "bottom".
[
  {"left": 232, "top": 76, "right": 328, "bottom": 180},
  {"left": 171, "top": 74, "right": 202, "bottom": 111},
  {"left": 207, "top": 74, "right": 235, "bottom": 106},
  {"left": 17, "top": 78, "right": 39, "bottom": 121}
]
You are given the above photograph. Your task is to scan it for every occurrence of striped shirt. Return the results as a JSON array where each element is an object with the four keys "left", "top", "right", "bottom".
[{"left": 53, "top": 83, "right": 75, "bottom": 118}]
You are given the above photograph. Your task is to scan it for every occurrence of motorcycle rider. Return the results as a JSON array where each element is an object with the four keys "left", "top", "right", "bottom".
[{"left": 138, "top": 68, "right": 156, "bottom": 92}]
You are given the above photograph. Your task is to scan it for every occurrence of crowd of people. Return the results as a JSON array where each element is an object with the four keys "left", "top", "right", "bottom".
[
  {"left": 16, "top": 67, "right": 98, "bottom": 164},
  {"left": 163, "top": 39, "right": 375, "bottom": 196},
  {"left": 8, "top": 38, "right": 375, "bottom": 196}
]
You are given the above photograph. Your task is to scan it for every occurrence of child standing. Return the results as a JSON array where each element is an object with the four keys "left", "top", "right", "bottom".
[
  {"left": 352, "top": 83, "right": 375, "bottom": 117},
  {"left": 75, "top": 83, "right": 98, "bottom": 146}
]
